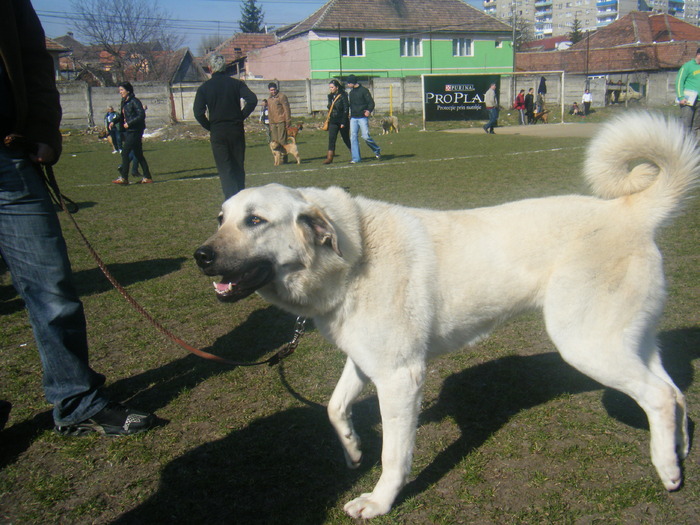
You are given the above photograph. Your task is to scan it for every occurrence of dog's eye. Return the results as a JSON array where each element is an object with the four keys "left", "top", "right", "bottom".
[
  {"left": 216, "top": 213, "right": 224, "bottom": 227},
  {"left": 244, "top": 215, "right": 267, "bottom": 227}
]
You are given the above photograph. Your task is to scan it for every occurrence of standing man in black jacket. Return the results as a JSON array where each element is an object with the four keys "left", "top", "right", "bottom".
[{"left": 193, "top": 55, "right": 258, "bottom": 199}]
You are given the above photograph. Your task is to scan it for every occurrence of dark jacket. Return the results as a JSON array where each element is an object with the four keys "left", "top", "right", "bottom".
[
  {"left": 348, "top": 84, "right": 375, "bottom": 118},
  {"left": 115, "top": 94, "right": 147, "bottom": 133},
  {"left": 193, "top": 72, "right": 257, "bottom": 130},
  {"left": 327, "top": 91, "right": 349, "bottom": 125},
  {"left": 0, "top": 0, "right": 62, "bottom": 162}
]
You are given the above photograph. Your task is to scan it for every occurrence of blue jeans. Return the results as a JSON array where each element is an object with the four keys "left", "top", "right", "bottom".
[
  {"left": 484, "top": 107, "right": 499, "bottom": 133},
  {"left": 350, "top": 117, "right": 381, "bottom": 163},
  {"left": 0, "top": 146, "right": 108, "bottom": 425}
]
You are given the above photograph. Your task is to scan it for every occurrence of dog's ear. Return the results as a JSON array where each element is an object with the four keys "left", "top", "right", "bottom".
[{"left": 298, "top": 208, "right": 342, "bottom": 257}]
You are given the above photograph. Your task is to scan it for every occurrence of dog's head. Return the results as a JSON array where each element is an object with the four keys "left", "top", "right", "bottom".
[{"left": 194, "top": 184, "right": 348, "bottom": 310}]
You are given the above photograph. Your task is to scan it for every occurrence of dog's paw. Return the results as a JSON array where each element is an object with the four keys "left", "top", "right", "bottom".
[
  {"left": 656, "top": 462, "right": 682, "bottom": 491},
  {"left": 344, "top": 493, "right": 391, "bottom": 519}
]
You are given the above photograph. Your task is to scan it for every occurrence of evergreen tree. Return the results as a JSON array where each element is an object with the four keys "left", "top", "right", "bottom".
[
  {"left": 239, "top": 0, "right": 265, "bottom": 33},
  {"left": 569, "top": 17, "right": 584, "bottom": 44}
]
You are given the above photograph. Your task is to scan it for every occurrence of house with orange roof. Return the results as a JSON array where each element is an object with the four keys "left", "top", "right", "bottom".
[{"left": 246, "top": 0, "right": 513, "bottom": 80}]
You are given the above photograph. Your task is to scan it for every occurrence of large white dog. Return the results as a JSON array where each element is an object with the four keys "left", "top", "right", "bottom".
[{"left": 195, "top": 113, "right": 697, "bottom": 519}]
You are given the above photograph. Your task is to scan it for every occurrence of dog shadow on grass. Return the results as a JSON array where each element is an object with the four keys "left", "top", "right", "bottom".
[
  {"left": 113, "top": 393, "right": 382, "bottom": 524},
  {"left": 105, "top": 305, "right": 301, "bottom": 412},
  {"left": 401, "top": 326, "right": 698, "bottom": 505},
  {"left": 112, "top": 328, "right": 697, "bottom": 524}
]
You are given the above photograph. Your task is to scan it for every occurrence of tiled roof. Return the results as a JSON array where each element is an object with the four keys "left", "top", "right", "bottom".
[
  {"left": 205, "top": 33, "right": 277, "bottom": 64},
  {"left": 279, "top": 0, "right": 511, "bottom": 40},
  {"left": 45, "top": 37, "right": 69, "bottom": 52},
  {"left": 520, "top": 35, "right": 571, "bottom": 52},
  {"left": 569, "top": 12, "right": 700, "bottom": 51},
  {"left": 517, "top": 12, "right": 700, "bottom": 74},
  {"left": 53, "top": 34, "right": 86, "bottom": 52}
]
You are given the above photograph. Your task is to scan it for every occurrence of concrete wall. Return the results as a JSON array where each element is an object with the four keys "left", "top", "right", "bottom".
[
  {"left": 57, "top": 71, "right": 680, "bottom": 129},
  {"left": 59, "top": 82, "right": 174, "bottom": 129}
]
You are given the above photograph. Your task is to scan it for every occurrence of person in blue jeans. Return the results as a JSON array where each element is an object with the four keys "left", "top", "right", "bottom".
[
  {"left": 346, "top": 75, "right": 381, "bottom": 163},
  {"left": 483, "top": 82, "right": 499, "bottom": 134},
  {"left": 0, "top": 0, "right": 155, "bottom": 436}
]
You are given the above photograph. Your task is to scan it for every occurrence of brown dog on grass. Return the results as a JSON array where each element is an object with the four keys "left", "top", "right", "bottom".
[{"left": 270, "top": 137, "right": 301, "bottom": 165}]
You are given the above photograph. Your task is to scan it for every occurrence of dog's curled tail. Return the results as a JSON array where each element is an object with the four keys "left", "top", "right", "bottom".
[{"left": 584, "top": 112, "right": 699, "bottom": 226}]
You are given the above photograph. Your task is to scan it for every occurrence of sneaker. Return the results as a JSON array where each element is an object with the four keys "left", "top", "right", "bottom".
[
  {"left": 137, "top": 178, "right": 153, "bottom": 184},
  {"left": 55, "top": 402, "right": 155, "bottom": 436},
  {"left": 112, "top": 177, "right": 128, "bottom": 185},
  {"left": 375, "top": 152, "right": 382, "bottom": 159},
  {"left": 111, "top": 150, "right": 118, "bottom": 154}
]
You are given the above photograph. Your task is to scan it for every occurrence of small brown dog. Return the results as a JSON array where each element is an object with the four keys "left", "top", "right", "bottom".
[
  {"left": 287, "top": 123, "right": 303, "bottom": 139},
  {"left": 380, "top": 116, "right": 399, "bottom": 134},
  {"left": 532, "top": 109, "right": 550, "bottom": 124},
  {"left": 270, "top": 137, "right": 301, "bottom": 165}
]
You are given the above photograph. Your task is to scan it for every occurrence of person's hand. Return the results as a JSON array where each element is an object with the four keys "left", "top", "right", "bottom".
[
  {"left": 108, "top": 121, "right": 113, "bottom": 130},
  {"left": 680, "top": 99, "right": 687, "bottom": 106},
  {"left": 30, "top": 143, "right": 55, "bottom": 164},
  {"left": 124, "top": 122, "right": 129, "bottom": 129},
  {"left": 363, "top": 110, "right": 370, "bottom": 117}
]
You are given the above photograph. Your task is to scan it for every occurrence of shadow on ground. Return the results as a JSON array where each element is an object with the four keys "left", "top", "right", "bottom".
[{"left": 110, "top": 327, "right": 697, "bottom": 524}]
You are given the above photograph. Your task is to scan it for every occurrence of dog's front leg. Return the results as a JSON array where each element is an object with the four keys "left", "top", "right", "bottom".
[
  {"left": 344, "top": 363, "right": 425, "bottom": 519},
  {"left": 328, "top": 357, "right": 367, "bottom": 468}
]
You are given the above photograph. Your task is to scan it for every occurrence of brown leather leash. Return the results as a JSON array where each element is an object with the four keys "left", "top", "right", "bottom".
[{"left": 41, "top": 163, "right": 305, "bottom": 367}]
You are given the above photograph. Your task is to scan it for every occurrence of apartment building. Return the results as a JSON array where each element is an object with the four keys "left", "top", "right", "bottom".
[{"left": 483, "top": 0, "right": 699, "bottom": 38}]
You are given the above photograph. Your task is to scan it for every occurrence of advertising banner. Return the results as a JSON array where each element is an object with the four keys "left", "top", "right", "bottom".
[{"left": 423, "top": 75, "right": 501, "bottom": 121}]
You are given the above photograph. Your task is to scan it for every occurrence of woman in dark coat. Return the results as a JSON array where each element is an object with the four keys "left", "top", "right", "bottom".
[
  {"left": 323, "top": 79, "right": 351, "bottom": 164},
  {"left": 111, "top": 82, "right": 152, "bottom": 184}
]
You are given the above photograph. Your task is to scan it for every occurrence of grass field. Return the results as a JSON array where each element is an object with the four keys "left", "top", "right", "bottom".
[{"left": 1, "top": 107, "right": 699, "bottom": 524}]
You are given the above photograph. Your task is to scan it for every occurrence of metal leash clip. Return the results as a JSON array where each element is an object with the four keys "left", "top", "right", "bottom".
[{"left": 267, "top": 316, "right": 307, "bottom": 366}]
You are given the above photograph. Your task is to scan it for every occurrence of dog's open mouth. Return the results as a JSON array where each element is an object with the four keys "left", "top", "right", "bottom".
[{"left": 212, "top": 262, "right": 274, "bottom": 302}]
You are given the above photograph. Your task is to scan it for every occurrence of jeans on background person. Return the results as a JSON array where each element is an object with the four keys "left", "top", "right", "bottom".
[
  {"left": 0, "top": 146, "right": 108, "bottom": 426},
  {"left": 680, "top": 103, "right": 700, "bottom": 135},
  {"left": 350, "top": 117, "right": 381, "bottom": 163},
  {"left": 484, "top": 107, "right": 499, "bottom": 134},
  {"left": 109, "top": 127, "right": 122, "bottom": 152}
]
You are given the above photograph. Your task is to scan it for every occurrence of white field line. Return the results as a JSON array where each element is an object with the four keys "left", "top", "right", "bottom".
[{"left": 70, "top": 146, "right": 580, "bottom": 188}]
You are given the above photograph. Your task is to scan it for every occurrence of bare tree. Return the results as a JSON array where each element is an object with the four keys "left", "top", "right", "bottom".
[
  {"left": 198, "top": 34, "right": 227, "bottom": 57},
  {"left": 508, "top": 14, "right": 535, "bottom": 51},
  {"left": 70, "top": 0, "right": 185, "bottom": 82}
]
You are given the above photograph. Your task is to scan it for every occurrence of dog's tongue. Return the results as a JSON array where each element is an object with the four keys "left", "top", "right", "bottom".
[{"left": 214, "top": 281, "right": 234, "bottom": 293}]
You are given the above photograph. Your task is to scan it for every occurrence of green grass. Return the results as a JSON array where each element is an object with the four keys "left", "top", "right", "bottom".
[{"left": 0, "top": 106, "right": 698, "bottom": 524}]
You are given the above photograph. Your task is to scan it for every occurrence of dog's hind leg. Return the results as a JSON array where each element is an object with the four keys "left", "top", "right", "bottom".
[
  {"left": 343, "top": 362, "right": 425, "bottom": 519},
  {"left": 328, "top": 357, "right": 368, "bottom": 469},
  {"left": 545, "top": 304, "right": 684, "bottom": 491},
  {"left": 648, "top": 347, "right": 689, "bottom": 459}
]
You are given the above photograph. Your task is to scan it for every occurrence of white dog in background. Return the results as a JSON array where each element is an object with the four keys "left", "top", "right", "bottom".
[{"left": 195, "top": 113, "right": 697, "bottom": 519}]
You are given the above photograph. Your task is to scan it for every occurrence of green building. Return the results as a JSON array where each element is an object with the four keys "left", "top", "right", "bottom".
[{"left": 247, "top": 0, "right": 514, "bottom": 80}]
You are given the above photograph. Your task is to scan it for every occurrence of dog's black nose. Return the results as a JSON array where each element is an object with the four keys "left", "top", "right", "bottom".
[{"left": 194, "top": 246, "right": 215, "bottom": 268}]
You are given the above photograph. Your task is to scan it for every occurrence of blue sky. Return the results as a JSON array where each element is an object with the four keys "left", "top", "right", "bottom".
[{"left": 35, "top": 0, "right": 484, "bottom": 53}]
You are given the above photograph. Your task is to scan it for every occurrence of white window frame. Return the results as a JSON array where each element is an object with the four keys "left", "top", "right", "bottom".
[
  {"left": 452, "top": 38, "right": 473, "bottom": 57},
  {"left": 341, "top": 37, "right": 364, "bottom": 57},
  {"left": 400, "top": 37, "right": 422, "bottom": 57}
]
